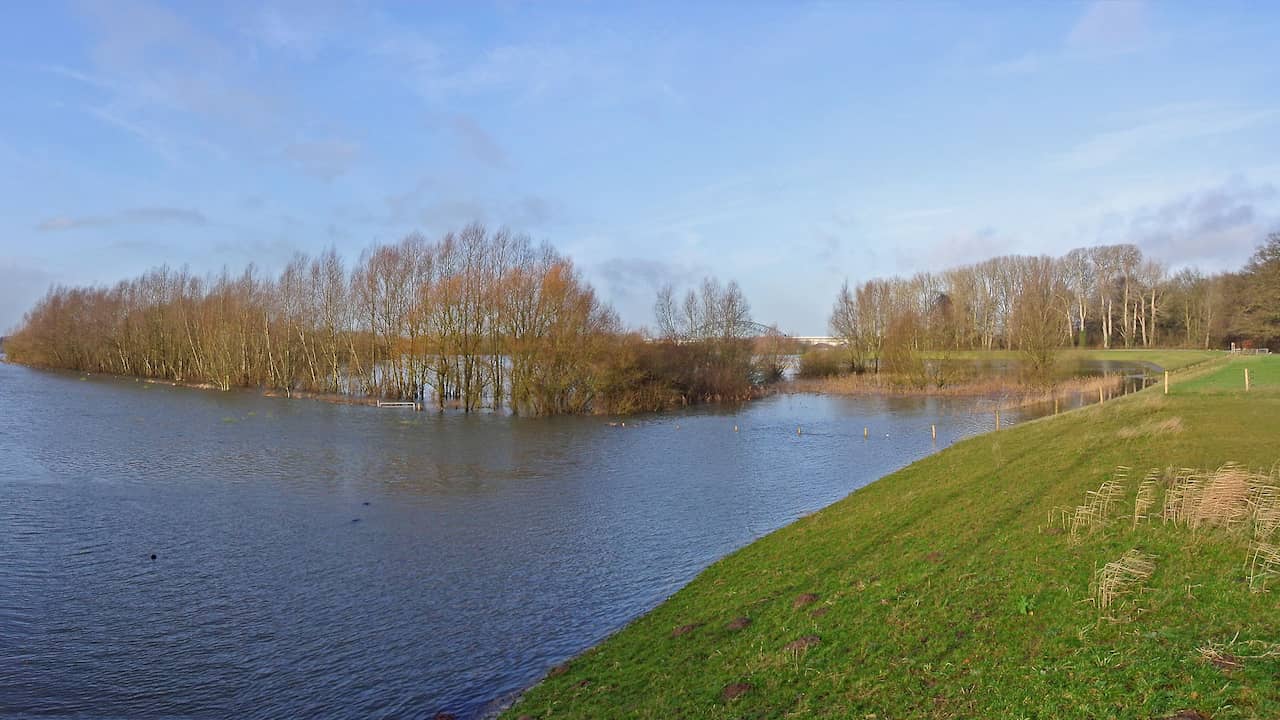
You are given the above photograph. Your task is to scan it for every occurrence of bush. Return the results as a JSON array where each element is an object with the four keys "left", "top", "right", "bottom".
[{"left": 797, "top": 347, "right": 849, "bottom": 378}]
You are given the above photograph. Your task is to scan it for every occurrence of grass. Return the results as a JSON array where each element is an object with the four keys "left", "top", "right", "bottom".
[
  {"left": 503, "top": 355, "right": 1280, "bottom": 719},
  {"left": 1068, "top": 348, "right": 1222, "bottom": 372},
  {"left": 1175, "top": 355, "right": 1280, "bottom": 396}
]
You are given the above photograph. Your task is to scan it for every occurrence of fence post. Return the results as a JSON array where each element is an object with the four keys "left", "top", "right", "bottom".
[
  {"left": 1245, "top": 368, "right": 1251, "bottom": 392},
  {"left": 1164, "top": 371, "right": 1169, "bottom": 395}
]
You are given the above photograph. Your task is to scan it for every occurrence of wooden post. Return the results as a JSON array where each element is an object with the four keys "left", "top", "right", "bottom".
[
  {"left": 864, "top": 427, "right": 868, "bottom": 439},
  {"left": 931, "top": 424, "right": 937, "bottom": 441},
  {"left": 995, "top": 409, "right": 1001, "bottom": 430},
  {"left": 1099, "top": 387, "right": 1105, "bottom": 404},
  {"left": 1164, "top": 371, "right": 1169, "bottom": 395},
  {"left": 1054, "top": 397, "right": 1059, "bottom": 415},
  {"left": 1245, "top": 368, "right": 1251, "bottom": 392}
]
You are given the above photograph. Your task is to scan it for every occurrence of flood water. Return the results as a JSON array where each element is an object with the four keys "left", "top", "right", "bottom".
[{"left": 0, "top": 360, "right": 1140, "bottom": 718}]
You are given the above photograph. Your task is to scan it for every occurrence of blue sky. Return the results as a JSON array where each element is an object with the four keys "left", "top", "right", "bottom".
[{"left": 2, "top": 1, "right": 1278, "bottom": 334}]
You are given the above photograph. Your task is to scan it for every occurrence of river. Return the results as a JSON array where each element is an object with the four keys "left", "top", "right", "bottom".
[{"left": 0, "top": 360, "right": 1139, "bottom": 718}]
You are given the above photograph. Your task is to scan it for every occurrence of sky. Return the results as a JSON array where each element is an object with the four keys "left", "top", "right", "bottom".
[{"left": 1, "top": 1, "right": 1278, "bottom": 335}]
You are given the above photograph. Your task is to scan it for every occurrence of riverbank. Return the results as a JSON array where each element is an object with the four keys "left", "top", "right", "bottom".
[
  {"left": 787, "top": 349, "right": 1221, "bottom": 411},
  {"left": 922, "top": 348, "right": 1221, "bottom": 370},
  {"left": 501, "top": 354, "right": 1280, "bottom": 719},
  {"left": 785, "top": 372, "right": 1127, "bottom": 411}
]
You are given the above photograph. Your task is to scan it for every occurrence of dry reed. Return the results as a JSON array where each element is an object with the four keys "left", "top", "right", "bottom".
[
  {"left": 1198, "top": 635, "right": 1280, "bottom": 666},
  {"left": 1092, "top": 549, "right": 1156, "bottom": 610},
  {"left": 1162, "top": 463, "right": 1276, "bottom": 532},
  {"left": 1247, "top": 541, "right": 1280, "bottom": 591},
  {"left": 1133, "top": 468, "right": 1161, "bottom": 529},
  {"left": 1053, "top": 467, "right": 1129, "bottom": 541},
  {"left": 1117, "top": 416, "right": 1184, "bottom": 439}
]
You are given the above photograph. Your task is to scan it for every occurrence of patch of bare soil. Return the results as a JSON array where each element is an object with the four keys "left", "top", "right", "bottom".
[
  {"left": 784, "top": 635, "right": 821, "bottom": 652},
  {"left": 792, "top": 593, "right": 819, "bottom": 609}
]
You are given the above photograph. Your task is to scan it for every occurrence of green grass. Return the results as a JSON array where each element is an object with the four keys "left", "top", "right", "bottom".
[
  {"left": 1067, "top": 348, "right": 1221, "bottom": 372},
  {"left": 503, "top": 356, "right": 1280, "bottom": 719},
  {"left": 1176, "top": 355, "right": 1280, "bottom": 396}
]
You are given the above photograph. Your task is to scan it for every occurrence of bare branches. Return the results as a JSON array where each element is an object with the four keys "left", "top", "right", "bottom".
[{"left": 7, "top": 224, "right": 628, "bottom": 416}]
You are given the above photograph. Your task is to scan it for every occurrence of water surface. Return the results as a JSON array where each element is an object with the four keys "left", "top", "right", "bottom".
[{"left": 2, "top": 361, "right": 1078, "bottom": 718}]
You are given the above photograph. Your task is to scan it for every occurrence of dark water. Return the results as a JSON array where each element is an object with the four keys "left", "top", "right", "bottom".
[{"left": 1, "top": 361, "right": 1113, "bottom": 719}]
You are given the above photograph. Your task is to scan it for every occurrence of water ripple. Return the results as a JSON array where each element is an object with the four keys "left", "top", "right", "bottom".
[{"left": 0, "top": 363, "right": 1073, "bottom": 719}]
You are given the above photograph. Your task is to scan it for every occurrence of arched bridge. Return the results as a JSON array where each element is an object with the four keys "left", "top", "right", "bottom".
[{"left": 676, "top": 320, "right": 843, "bottom": 345}]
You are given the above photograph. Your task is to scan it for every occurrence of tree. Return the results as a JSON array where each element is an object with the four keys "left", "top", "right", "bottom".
[
  {"left": 1010, "top": 256, "right": 1068, "bottom": 381},
  {"left": 1232, "top": 233, "right": 1280, "bottom": 347}
]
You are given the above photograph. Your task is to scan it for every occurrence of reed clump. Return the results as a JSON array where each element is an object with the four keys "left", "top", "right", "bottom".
[
  {"left": 1161, "top": 463, "right": 1275, "bottom": 532},
  {"left": 1050, "top": 466, "right": 1129, "bottom": 541},
  {"left": 1092, "top": 549, "right": 1156, "bottom": 611}
]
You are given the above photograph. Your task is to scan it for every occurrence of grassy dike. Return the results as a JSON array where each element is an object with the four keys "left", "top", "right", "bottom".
[{"left": 503, "top": 353, "right": 1280, "bottom": 719}]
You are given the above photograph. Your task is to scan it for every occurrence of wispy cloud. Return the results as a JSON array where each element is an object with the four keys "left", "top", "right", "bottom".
[
  {"left": 596, "top": 257, "right": 706, "bottom": 300},
  {"left": 246, "top": 4, "right": 337, "bottom": 59},
  {"left": 1067, "top": 0, "right": 1149, "bottom": 56},
  {"left": 988, "top": 53, "right": 1044, "bottom": 77},
  {"left": 50, "top": 0, "right": 360, "bottom": 178},
  {"left": 988, "top": 0, "right": 1149, "bottom": 76},
  {"left": 884, "top": 206, "right": 957, "bottom": 224},
  {"left": 374, "top": 177, "right": 562, "bottom": 231},
  {"left": 37, "top": 207, "right": 208, "bottom": 232},
  {"left": 283, "top": 139, "right": 361, "bottom": 180},
  {"left": 374, "top": 22, "right": 621, "bottom": 104},
  {"left": 1053, "top": 104, "right": 1280, "bottom": 171},
  {"left": 442, "top": 114, "right": 507, "bottom": 168},
  {"left": 916, "top": 227, "right": 1017, "bottom": 273},
  {"left": 0, "top": 262, "right": 57, "bottom": 333}
]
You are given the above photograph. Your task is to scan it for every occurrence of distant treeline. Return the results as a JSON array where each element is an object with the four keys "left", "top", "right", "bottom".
[
  {"left": 4, "top": 224, "right": 784, "bottom": 415},
  {"left": 9, "top": 225, "right": 1278, "bottom": 409},
  {"left": 818, "top": 234, "right": 1280, "bottom": 383}
]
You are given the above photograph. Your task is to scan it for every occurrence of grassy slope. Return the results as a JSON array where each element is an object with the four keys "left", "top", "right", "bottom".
[
  {"left": 504, "top": 355, "right": 1280, "bottom": 720},
  {"left": 1070, "top": 348, "right": 1221, "bottom": 371}
]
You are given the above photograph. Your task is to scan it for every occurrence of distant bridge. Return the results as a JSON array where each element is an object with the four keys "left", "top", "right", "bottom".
[
  {"left": 790, "top": 335, "right": 843, "bottom": 346},
  {"left": 655, "top": 321, "right": 843, "bottom": 346}
]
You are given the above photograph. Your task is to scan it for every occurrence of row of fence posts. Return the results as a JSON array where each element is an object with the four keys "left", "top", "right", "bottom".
[{"left": 1162, "top": 365, "right": 1254, "bottom": 395}]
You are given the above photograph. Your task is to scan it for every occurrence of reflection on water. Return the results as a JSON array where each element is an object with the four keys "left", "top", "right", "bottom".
[{"left": 0, "top": 361, "right": 1137, "bottom": 718}]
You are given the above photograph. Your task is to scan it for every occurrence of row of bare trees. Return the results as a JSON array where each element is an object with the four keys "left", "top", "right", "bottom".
[
  {"left": 6, "top": 224, "right": 626, "bottom": 415},
  {"left": 640, "top": 279, "right": 787, "bottom": 403},
  {"left": 9, "top": 226, "right": 1279, "bottom": 409},
  {"left": 828, "top": 236, "right": 1280, "bottom": 378}
]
